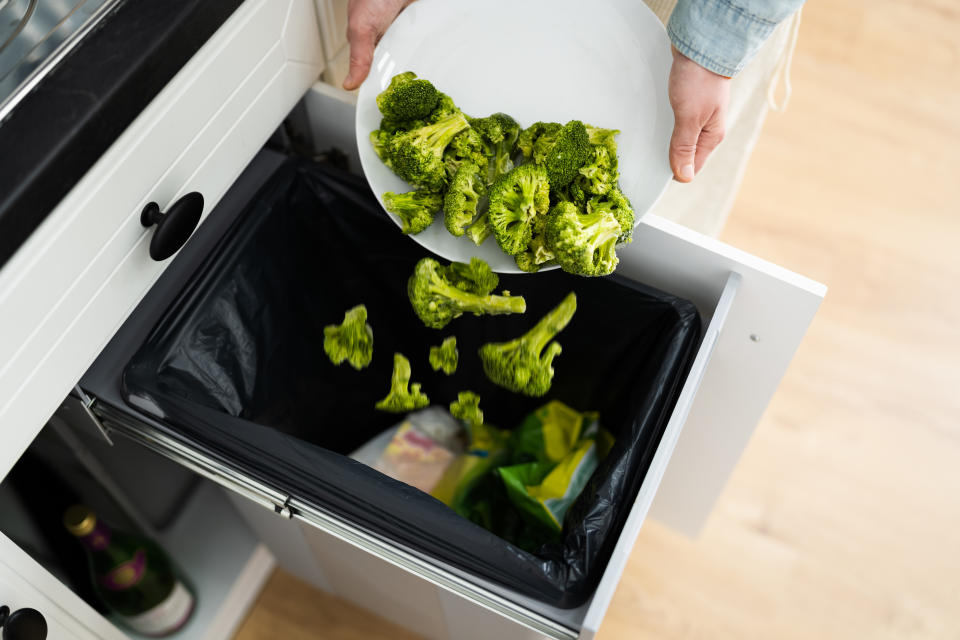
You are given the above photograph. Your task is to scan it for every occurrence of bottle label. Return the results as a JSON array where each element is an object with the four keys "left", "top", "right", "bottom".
[
  {"left": 123, "top": 580, "right": 195, "bottom": 636},
  {"left": 82, "top": 521, "right": 112, "bottom": 551},
  {"left": 100, "top": 549, "right": 147, "bottom": 590}
]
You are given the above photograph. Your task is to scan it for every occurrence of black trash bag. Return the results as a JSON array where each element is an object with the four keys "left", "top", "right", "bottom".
[{"left": 123, "top": 159, "right": 701, "bottom": 608}]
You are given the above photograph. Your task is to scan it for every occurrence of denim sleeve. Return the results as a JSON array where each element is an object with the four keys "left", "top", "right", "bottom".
[{"left": 667, "top": 0, "right": 805, "bottom": 77}]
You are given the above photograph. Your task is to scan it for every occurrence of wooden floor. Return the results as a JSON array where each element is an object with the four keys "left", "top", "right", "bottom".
[{"left": 234, "top": 0, "right": 960, "bottom": 638}]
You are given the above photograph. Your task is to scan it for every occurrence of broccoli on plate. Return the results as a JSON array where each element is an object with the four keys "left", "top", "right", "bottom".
[
  {"left": 429, "top": 336, "right": 459, "bottom": 375},
  {"left": 465, "top": 212, "right": 492, "bottom": 246},
  {"left": 470, "top": 113, "right": 520, "bottom": 185},
  {"left": 323, "top": 305, "right": 374, "bottom": 370},
  {"left": 382, "top": 189, "right": 443, "bottom": 235},
  {"left": 408, "top": 257, "right": 526, "bottom": 329},
  {"left": 376, "top": 71, "right": 441, "bottom": 122},
  {"left": 443, "top": 128, "right": 486, "bottom": 182},
  {"left": 487, "top": 164, "right": 550, "bottom": 256},
  {"left": 546, "top": 201, "right": 621, "bottom": 277},
  {"left": 587, "top": 188, "right": 635, "bottom": 244},
  {"left": 444, "top": 162, "right": 486, "bottom": 237},
  {"left": 478, "top": 292, "right": 577, "bottom": 397},
  {"left": 388, "top": 112, "right": 471, "bottom": 191},
  {"left": 375, "top": 353, "right": 430, "bottom": 413},
  {"left": 516, "top": 122, "right": 562, "bottom": 164}
]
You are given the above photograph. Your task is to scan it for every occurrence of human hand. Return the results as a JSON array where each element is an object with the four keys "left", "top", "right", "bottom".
[
  {"left": 667, "top": 46, "right": 731, "bottom": 182},
  {"left": 343, "top": 0, "right": 414, "bottom": 90}
]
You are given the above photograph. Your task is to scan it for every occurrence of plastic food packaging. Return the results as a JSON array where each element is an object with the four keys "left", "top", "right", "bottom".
[
  {"left": 350, "top": 407, "right": 465, "bottom": 493},
  {"left": 498, "top": 402, "right": 615, "bottom": 536},
  {"left": 122, "top": 159, "right": 702, "bottom": 608}
]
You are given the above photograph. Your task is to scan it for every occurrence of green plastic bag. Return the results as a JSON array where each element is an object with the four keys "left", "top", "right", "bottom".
[
  {"left": 510, "top": 401, "right": 602, "bottom": 464},
  {"left": 499, "top": 435, "right": 610, "bottom": 532}
]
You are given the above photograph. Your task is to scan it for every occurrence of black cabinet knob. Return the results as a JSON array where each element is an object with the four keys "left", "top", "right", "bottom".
[
  {"left": 140, "top": 192, "right": 204, "bottom": 261},
  {"left": 0, "top": 605, "right": 47, "bottom": 640}
]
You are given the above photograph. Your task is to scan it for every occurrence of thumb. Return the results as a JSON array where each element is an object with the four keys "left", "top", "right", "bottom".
[
  {"left": 343, "top": 22, "right": 378, "bottom": 90},
  {"left": 669, "top": 114, "right": 700, "bottom": 183}
]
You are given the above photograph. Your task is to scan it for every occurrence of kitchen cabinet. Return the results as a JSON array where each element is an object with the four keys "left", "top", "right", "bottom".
[{"left": 0, "top": 1, "right": 824, "bottom": 639}]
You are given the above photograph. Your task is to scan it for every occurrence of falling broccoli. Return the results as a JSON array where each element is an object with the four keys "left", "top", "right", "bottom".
[
  {"left": 382, "top": 189, "right": 443, "bottom": 235},
  {"left": 376, "top": 72, "right": 441, "bottom": 122},
  {"left": 445, "top": 256, "right": 499, "bottom": 295},
  {"left": 546, "top": 201, "right": 621, "bottom": 277},
  {"left": 323, "top": 305, "right": 373, "bottom": 370},
  {"left": 450, "top": 391, "right": 483, "bottom": 426},
  {"left": 444, "top": 162, "right": 486, "bottom": 237},
  {"left": 478, "top": 292, "right": 577, "bottom": 397},
  {"left": 487, "top": 164, "right": 551, "bottom": 256},
  {"left": 407, "top": 257, "right": 526, "bottom": 329},
  {"left": 429, "top": 336, "right": 458, "bottom": 375},
  {"left": 375, "top": 353, "right": 430, "bottom": 413}
]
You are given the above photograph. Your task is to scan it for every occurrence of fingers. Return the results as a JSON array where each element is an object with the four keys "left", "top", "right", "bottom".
[
  {"left": 669, "top": 113, "right": 700, "bottom": 183},
  {"left": 694, "top": 121, "right": 724, "bottom": 174},
  {"left": 343, "top": 0, "right": 413, "bottom": 90},
  {"left": 343, "top": 20, "right": 378, "bottom": 90}
]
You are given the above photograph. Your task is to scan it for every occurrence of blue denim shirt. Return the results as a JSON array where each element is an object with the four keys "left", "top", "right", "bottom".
[{"left": 667, "top": 0, "right": 805, "bottom": 77}]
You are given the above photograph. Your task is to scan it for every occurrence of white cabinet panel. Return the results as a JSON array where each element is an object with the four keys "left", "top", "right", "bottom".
[
  {"left": 301, "top": 524, "right": 449, "bottom": 640},
  {"left": 0, "top": 0, "right": 323, "bottom": 480},
  {"left": 0, "top": 534, "right": 125, "bottom": 640},
  {"left": 438, "top": 588, "right": 551, "bottom": 640}
]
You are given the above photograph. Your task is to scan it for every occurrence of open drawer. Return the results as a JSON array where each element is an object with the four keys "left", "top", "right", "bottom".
[{"left": 72, "top": 85, "right": 825, "bottom": 639}]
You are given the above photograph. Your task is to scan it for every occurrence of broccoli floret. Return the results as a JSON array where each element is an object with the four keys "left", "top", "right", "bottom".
[
  {"left": 584, "top": 124, "right": 620, "bottom": 157},
  {"left": 429, "top": 336, "right": 458, "bottom": 375},
  {"left": 471, "top": 113, "right": 520, "bottom": 185},
  {"left": 444, "top": 162, "right": 486, "bottom": 237},
  {"left": 543, "top": 120, "right": 592, "bottom": 190},
  {"left": 587, "top": 188, "right": 635, "bottom": 244},
  {"left": 516, "top": 122, "right": 562, "bottom": 163},
  {"left": 516, "top": 121, "right": 591, "bottom": 190},
  {"left": 446, "top": 256, "right": 498, "bottom": 295},
  {"left": 376, "top": 72, "right": 441, "bottom": 121},
  {"left": 375, "top": 353, "right": 429, "bottom": 412},
  {"left": 370, "top": 130, "right": 395, "bottom": 170},
  {"left": 575, "top": 145, "right": 618, "bottom": 196},
  {"left": 513, "top": 212, "right": 555, "bottom": 272},
  {"left": 545, "top": 201, "right": 621, "bottom": 276},
  {"left": 382, "top": 190, "right": 442, "bottom": 234},
  {"left": 478, "top": 292, "right": 577, "bottom": 396},
  {"left": 465, "top": 212, "right": 492, "bottom": 246},
  {"left": 323, "top": 305, "right": 373, "bottom": 370},
  {"left": 514, "top": 231, "right": 555, "bottom": 272},
  {"left": 488, "top": 164, "right": 550, "bottom": 256},
  {"left": 450, "top": 391, "right": 483, "bottom": 425},
  {"left": 427, "top": 92, "right": 459, "bottom": 122},
  {"left": 444, "top": 128, "right": 486, "bottom": 181},
  {"left": 380, "top": 116, "right": 427, "bottom": 134},
  {"left": 388, "top": 112, "right": 470, "bottom": 190},
  {"left": 407, "top": 257, "right": 526, "bottom": 329},
  {"left": 514, "top": 251, "right": 540, "bottom": 273}
]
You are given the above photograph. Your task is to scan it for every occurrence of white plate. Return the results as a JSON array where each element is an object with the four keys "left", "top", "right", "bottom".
[{"left": 356, "top": 0, "right": 674, "bottom": 273}]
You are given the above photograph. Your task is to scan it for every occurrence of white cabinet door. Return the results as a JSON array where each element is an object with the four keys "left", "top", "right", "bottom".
[
  {"left": 0, "top": 0, "right": 323, "bottom": 480},
  {"left": 0, "top": 534, "right": 126, "bottom": 640}
]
